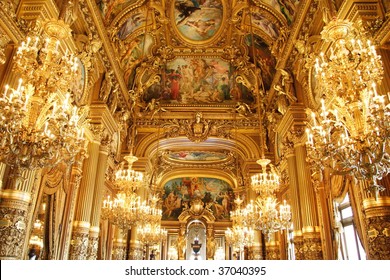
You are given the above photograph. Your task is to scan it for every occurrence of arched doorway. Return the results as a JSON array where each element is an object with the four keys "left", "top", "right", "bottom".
[{"left": 186, "top": 220, "right": 206, "bottom": 260}]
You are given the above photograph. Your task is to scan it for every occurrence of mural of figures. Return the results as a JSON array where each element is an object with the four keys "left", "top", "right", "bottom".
[
  {"left": 168, "top": 151, "right": 228, "bottom": 161},
  {"left": 174, "top": 0, "right": 223, "bottom": 41},
  {"left": 162, "top": 177, "right": 234, "bottom": 220},
  {"left": 245, "top": 34, "right": 276, "bottom": 90},
  {"left": 98, "top": 0, "right": 139, "bottom": 25},
  {"left": 261, "top": 0, "right": 300, "bottom": 25},
  {"left": 251, "top": 11, "right": 279, "bottom": 39},
  {"left": 121, "top": 34, "right": 154, "bottom": 88},
  {"left": 144, "top": 57, "right": 253, "bottom": 105},
  {"left": 117, "top": 12, "right": 146, "bottom": 40}
]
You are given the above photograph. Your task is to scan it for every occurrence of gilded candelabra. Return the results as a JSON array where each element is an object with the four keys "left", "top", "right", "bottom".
[
  {"left": 0, "top": 20, "right": 86, "bottom": 171},
  {"left": 306, "top": 19, "right": 390, "bottom": 199}
]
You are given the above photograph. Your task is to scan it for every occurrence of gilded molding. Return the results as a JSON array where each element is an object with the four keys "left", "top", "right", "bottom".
[{"left": 302, "top": 232, "right": 323, "bottom": 260}]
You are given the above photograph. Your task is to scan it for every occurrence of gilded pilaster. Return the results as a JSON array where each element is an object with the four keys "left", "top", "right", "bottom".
[
  {"left": 295, "top": 141, "right": 323, "bottom": 260},
  {"left": 0, "top": 163, "right": 6, "bottom": 190},
  {"left": 250, "top": 229, "right": 263, "bottom": 260},
  {"left": 128, "top": 228, "right": 143, "bottom": 260},
  {"left": 69, "top": 138, "right": 100, "bottom": 259},
  {"left": 282, "top": 134, "right": 303, "bottom": 259},
  {"left": 59, "top": 153, "right": 84, "bottom": 260},
  {"left": 87, "top": 138, "right": 110, "bottom": 260},
  {"left": 112, "top": 228, "right": 126, "bottom": 260}
]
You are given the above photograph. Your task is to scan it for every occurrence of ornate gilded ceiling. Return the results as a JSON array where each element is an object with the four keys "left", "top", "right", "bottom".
[{"left": 97, "top": 0, "right": 297, "bottom": 108}]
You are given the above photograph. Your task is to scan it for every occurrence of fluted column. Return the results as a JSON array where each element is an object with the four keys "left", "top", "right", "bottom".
[
  {"left": 282, "top": 136, "right": 304, "bottom": 259},
  {"left": 87, "top": 139, "right": 110, "bottom": 260},
  {"left": 59, "top": 152, "right": 85, "bottom": 259},
  {"left": 112, "top": 227, "right": 126, "bottom": 260},
  {"left": 0, "top": 163, "right": 6, "bottom": 191},
  {"left": 295, "top": 143, "right": 323, "bottom": 259},
  {"left": 69, "top": 140, "right": 100, "bottom": 260},
  {"left": 128, "top": 228, "right": 143, "bottom": 260},
  {"left": 0, "top": 169, "right": 36, "bottom": 259}
]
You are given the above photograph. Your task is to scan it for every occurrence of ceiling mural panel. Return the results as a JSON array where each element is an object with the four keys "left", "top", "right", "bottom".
[
  {"left": 142, "top": 57, "right": 254, "bottom": 104},
  {"left": 245, "top": 34, "right": 276, "bottom": 90},
  {"left": 162, "top": 177, "right": 234, "bottom": 221},
  {"left": 173, "top": 0, "right": 224, "bottom": 42},
  {"left": 167, "top": 151, "right": 228, "bottom": 162},
  {"left": 117, "top": 12, "right": 146, "bottom": 40},
  {"left": 258, "top": 0, "right": 300, "bottom": 25},
  {"left": 98, "top": 0, "right": 141, "bottom": 25}
]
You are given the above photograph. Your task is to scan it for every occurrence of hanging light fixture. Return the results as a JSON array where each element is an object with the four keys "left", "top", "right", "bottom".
[
  {"left": 115, "top": 154, "right": 144, "bottom": 191},
  {"left": 225, "top": 196, "right": 255, "bottom": 257},
  {"left": 305, "top": 18, "right": 390, "bottom": 199},
  {"left": 249, "top": 196, "right": 291, "bottom": 241},
  {"left": 0, "top": 19, "right": 86, "bottom": 171}
]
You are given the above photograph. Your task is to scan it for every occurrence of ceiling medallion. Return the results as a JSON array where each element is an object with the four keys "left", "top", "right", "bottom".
[
  {"left": 171, "top": 0, "right": 225, "bottom": 45},
  {"left": 185, "top": 112, "right": 211, "bottom": 142}
]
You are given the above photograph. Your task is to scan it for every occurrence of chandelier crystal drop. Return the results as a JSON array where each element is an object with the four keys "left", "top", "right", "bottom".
[{"left": 305, "top": 19, "right": 390, "bottom": 199}]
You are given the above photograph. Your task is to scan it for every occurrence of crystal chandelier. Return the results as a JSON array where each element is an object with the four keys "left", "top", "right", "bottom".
[
  {"left": 251, "top": 158, "right": 280, "bottom": 195},
  {"left": 115, "top": 154, "right": 144, "bottom": 191},
  {"left": 250, "top": 196, "right": 291, "bottom": 241},
  {"left": 225, "top": 196, "right": 255, "bottom": 252},
  {"left": 138, "top": 222, "right": 167, "bottom": 246},
  {"left": 305, "top": 19, "right": 390, "bottom": 199},
  {"left": 0, "top": 20, "right": 86, "bottom": 171},
  {"left": 101, "top": 191, "right": 141, "bottom": 231},
  {"left": 101, "top": 154, "right": 145, "bottom": 231},
  {"left": 13, "top": 20, "right": 79, "bottom": 99}
]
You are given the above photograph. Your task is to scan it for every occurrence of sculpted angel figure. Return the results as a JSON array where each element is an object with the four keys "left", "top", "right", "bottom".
[
  {"left": 144, "top": 98, "right": 167, "bottom": 119},
  {"left": 235, "top": 102, "right": 253, "bottom": 119}
]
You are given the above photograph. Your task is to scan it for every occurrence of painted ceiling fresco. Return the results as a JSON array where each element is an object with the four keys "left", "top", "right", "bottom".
[
  {"left": 96, "top": 0, "right": 296, "bottom": 106},
  {"left": 168, "top": 151, "right": 228, "bottom": 161},
  {"left": 162, "top": 177, "right": 234, "bottom": 220},
  {"left": 173, "top": 0, "right": 223, "bottom": 41}
]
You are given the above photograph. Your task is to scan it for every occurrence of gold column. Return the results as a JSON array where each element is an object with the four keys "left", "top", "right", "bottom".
[
  {"left": 265, "top": 233, "right": 280, "bottom": 260},
  {"left": 87, "top": 139, "right": 110, "bottom": 260},
  {"left": 128, "top": 228, "right": 143, "bottom": 260},
  {"left": 362, "top": 176, "right": 390, "bottom": 260},
  {"left": 250, "top": 229, "right": 263, "bottom": 260},
  {"left": 58, "top": 152, "right": 85, "bottom": 259},
  {"left": 0, "top": 163, "right": 6, "bottom": 191},
  {"left": 69, "top": 140, "right": 100, "bottom": 260},
  {"left": 282, "top": 135, "right": 304, "bottom": 259},
  {"left": 294, "top": 143, "right": 323, "bottom": 260},
  {"left": 0, "top": 169, "right": 36, "bottom": 259},
  {"left": 112, "top": 227, "right": 126, "bottom": 260}
]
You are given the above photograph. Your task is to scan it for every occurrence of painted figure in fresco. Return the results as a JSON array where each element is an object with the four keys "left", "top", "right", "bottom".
[
  {"left": 176, "top": 1, "right": 201, "bottom": 24},
  {"left": 168, "top": 69, "right": 182, "bottom": 100}
]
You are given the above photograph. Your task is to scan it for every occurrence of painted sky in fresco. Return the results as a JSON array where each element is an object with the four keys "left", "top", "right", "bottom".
[
  {"left": 162, "top": 177, "right": 234, "bottom": 221},
  {"left": 174, "top": 0, "right": 223, "bottom": 41}
]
